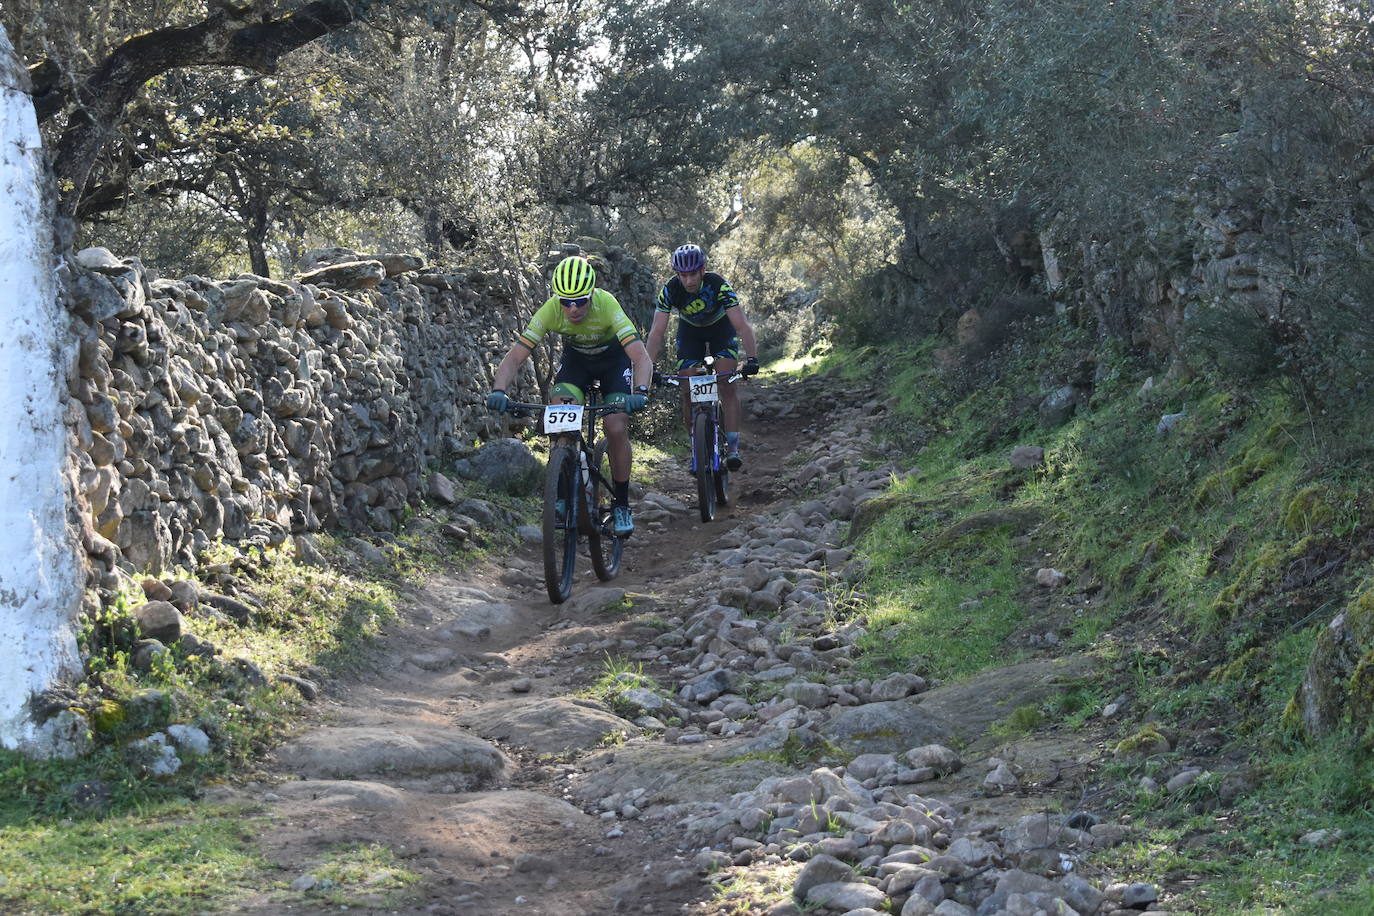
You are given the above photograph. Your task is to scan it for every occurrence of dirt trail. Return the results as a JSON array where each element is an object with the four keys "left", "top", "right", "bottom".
[
  {"left": 218, "top": 374, "right": 1117, "bottom": 916},
  {"left": 222, "top": 381, "right": 817, "bottom": 915}
]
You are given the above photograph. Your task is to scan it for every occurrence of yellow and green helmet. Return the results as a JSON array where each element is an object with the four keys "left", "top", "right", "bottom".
[{"left": 551, "top": 255, "right": 596, "bottom": 298}]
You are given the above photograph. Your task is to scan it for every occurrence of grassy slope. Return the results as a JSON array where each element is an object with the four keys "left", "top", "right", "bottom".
[
  {"left": 824, "top": 322, "right": 1374, "bottom": 914},
  {"left": 0, "top": 490, "right": 518, "bottom": 914}
]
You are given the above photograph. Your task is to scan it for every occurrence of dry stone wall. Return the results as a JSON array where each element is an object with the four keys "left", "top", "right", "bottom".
[{"left": 63, "top": 245, "right": 655, "bottom": 592}]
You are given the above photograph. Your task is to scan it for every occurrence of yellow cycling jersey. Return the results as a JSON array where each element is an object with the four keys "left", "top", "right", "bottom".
[{"left": 517, "top": 289, "right": 640, "bottom": 356}]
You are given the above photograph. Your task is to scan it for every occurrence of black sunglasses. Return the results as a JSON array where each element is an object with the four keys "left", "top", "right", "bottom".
[{"left": 560, "top": 296, "right": 591, "bottom": 309}]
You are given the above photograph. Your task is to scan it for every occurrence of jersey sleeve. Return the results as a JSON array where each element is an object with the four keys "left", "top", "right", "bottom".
[
  {"left": 517, "top": 298, "right": 558, "bottom": 349},
  {"left": 716, "top": 276, "right": 740, "bottom": 310},
  {"left": 601, "top": 291, "right": 642, "bottom": 347},
  {"left": 655, "top": 283, "right": 673, "bottom": 314}
]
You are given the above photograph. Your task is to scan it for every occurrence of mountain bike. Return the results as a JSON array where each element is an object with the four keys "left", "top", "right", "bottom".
[
  {"left": 503, "top": 389, "right": 626, "bottom": 604},
  {"left": 657, "top": 355, "right": 745, "bottom": 522}
]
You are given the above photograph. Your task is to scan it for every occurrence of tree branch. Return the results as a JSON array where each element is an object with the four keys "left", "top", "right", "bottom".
[{"left": 51, "top": 0, "right": 373, "bottom": 219}]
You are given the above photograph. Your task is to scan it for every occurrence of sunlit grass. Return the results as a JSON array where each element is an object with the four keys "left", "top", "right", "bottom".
[
  {"left": 190, "top": 542, "right": 397, "bottom": 675},
  {"left": 0, "top": 800, "right": 267, "bottom": 915},
  {"left": 765, "top": 352, "right": 829, "bottom": 375},
  {"left": 306, "top": 841, "right": 421, "bottom": 908}
]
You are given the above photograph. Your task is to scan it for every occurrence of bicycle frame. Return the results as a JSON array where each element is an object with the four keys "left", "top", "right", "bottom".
[
  {"left": 658, "top": 356, "right": 744, "bottom": 521},
  {"left": 505, "top": 392, "right": 627, "bottom": 602},
  {"left": 506, "top": 400, "right": 622, "bottom": 522}
]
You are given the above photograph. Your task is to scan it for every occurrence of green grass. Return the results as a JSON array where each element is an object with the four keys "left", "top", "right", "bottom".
[
  {"left": 0, "top": 529, "right": 428, "bottom": 914},
  {"left": 822, "top": 321, "right": 1374, "bottom": 913},
  {"left": 1094, "top": 740, "right": 1374, "bottom": 914},
  {"left": 848, "top": 469, "right": 1032, "bottom": 680},
  {"left": 576, "top": 655, "right": 668, "bottom": 719},
  {"left": 306, "top": 841, "right": 421, "bottom": 908},
  {"left": 193, "top": 540, "right": 398, "bottom": 674},
  {"left": 0, "top": 800, "right": 268, "bottom": 915}
]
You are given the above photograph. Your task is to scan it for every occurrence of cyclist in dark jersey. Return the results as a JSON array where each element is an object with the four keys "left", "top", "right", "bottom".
[
  {"left": 645, "top": 244, "right": 759, "bottom": 469},
  {"left": 487, "top": 255, "right": 652, "bottom": 536}
]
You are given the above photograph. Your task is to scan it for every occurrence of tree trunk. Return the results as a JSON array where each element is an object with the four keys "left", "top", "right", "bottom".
[
  {"left": 889, "top": 189, "right": 930, "bottom": 277},
  {"left": 246, "top": 196, "right": 271, "bottom": 277},
  {"left": 424, "top": 207, "right": 444, "bottom": 261},
  {"left": 0, "top": 27, "right": 84, "bottom": 757}
]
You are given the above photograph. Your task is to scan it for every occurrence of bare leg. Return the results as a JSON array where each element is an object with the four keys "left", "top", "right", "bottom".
[
  {"left": 604, "top": 412, "right": 631, "bottom": 482},
  {"left": 716, "top": 358, "right": 741, "bottom": 434}
]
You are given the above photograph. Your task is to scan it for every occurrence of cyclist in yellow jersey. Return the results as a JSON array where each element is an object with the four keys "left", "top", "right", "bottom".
[{"left": 488, "top": 256, "right": 652, "bottom": 536}]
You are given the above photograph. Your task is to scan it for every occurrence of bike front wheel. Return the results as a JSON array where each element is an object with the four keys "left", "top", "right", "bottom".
[
  {"left": 587, "top": 439, "right": 624, "bottom": 581},
  {"left": 694, "top": 410, "right": 716, "bottom": 522},
  {"left": 543, "top": 444, "right": 579, "bottom": 604}
]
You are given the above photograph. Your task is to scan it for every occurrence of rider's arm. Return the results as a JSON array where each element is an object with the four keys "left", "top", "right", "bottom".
[
  {"left": 625, "top": 339, "right": 653, "bottom": 391},
  {"left": 491, "top": 341, "right": 533, "bottom": 392},
  {"left": 645, "top": 310, "right": 670, "bottom": 364},
  {"left": 494, "top": 299, "right": 557, "bottom": 391},
  {"left": 727, "top": 306, "right": 758, "bottom": 361}
]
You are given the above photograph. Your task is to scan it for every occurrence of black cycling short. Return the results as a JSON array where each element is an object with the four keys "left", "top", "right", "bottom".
[
  {"left": 552, "top": 345, "right": 632, "bottom": 404},
  {"left": 674, "top": 317, "right": 740, "bottom": 370}
]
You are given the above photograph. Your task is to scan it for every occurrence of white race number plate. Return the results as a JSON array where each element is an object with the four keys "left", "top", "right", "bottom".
[
  {"left": 542, "top": 404, "right": 584, "bottom": 432},
  {"left": 689, "top": 376, "right": 718, "bottom": 403}
]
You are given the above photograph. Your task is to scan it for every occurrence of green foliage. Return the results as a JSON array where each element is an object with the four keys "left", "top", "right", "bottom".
[{"left": 1041, "top": 681, "right": 1107, "bottom": 729}]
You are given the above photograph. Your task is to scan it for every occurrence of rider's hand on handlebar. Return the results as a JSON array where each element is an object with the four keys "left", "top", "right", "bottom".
[
  {"left": 626, "top": 391, "right": 649, "bottom": 414},
  {"left": 742, "top": 356, "right": 760, "bottom": 377},
  {"left": 486, "top": 390, "right": 509, "bottom": 413}
]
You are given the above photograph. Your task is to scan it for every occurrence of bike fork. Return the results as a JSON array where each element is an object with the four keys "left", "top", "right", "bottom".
[
  {"left": 689, "top": 409, "right": 719, "bottom": 472},
  {"left": 689, "top": 410, "right": 701, "bottom": 473}
]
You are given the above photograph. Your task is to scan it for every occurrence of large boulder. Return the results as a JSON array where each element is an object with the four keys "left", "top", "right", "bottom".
[
  {"left": 821, "top": 700, "right": 954, "bottom": 754},
  {"left": 459, "top": 438, "right": 542, "bottom": 496},
  {"left": 459, "top": 697, "right": 638, "bottom": 754},
  {"left": 296, "top": 259, "right": 386, "bottom": 290},
  {"left": 274, "top": 725, "right": 508, "bottom": 784},
  {"left": 1292, "top": 593, "right": 1374, "bottom": 738}
]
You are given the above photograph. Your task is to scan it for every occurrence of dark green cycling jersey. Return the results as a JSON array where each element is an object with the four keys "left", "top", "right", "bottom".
[
  {"left": 655, "top": 272, "right": 739, "bottom": 328},
  {"left": 517, "top": 289, "right": 640, "bottom": 356}
]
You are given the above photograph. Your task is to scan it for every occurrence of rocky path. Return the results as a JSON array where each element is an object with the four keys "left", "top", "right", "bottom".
[{"left": 217, "top": 372, "right": 1163, "bottom": 916}]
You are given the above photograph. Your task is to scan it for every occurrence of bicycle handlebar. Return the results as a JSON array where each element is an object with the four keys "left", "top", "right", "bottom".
[
  {"left": 504, "top": 400, "right": 626, "bottom": 418},
  {"left": 655, "top": 370, "right": 745, "bottom": 388}
]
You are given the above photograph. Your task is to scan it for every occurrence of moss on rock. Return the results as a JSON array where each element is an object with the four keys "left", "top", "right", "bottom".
[
  {"left": 1209, "top": 646, "right": 1262, "bottom": 682},
  {"left": 1115, "top": 723, "right": 1172, "bottom": 757},
  {"left": 1292, "top": 581, "right": 1374, "bottom": 739},
  {"left": 1283, "top": 485, "right": 1334, "bottom": 536},
  {"left": 1211, "top": 544, "right": 1284, "bottom": 620},
  {"left": 90, "top": 698, "right": 126, "bottom": 734}
]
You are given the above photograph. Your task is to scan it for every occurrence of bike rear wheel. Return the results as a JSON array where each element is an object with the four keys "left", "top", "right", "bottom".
[
  {"left": 694, "top": 410, "right": 716, "bottom": 522},
  {"left": 543, "top": 444, "right": 579, "bottom": 604},
  {"left": 587, "top": 439, "right": 624, "bottom": 581}
]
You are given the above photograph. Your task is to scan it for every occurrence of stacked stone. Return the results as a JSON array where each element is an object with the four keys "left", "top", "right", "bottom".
[{"left": 63, "top": 245, "right": 654, "bottom": 590}]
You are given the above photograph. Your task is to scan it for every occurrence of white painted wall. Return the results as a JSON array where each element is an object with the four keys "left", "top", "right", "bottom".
[{"left": 0, "top": 26, "right": 84, "bottom": 754}]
